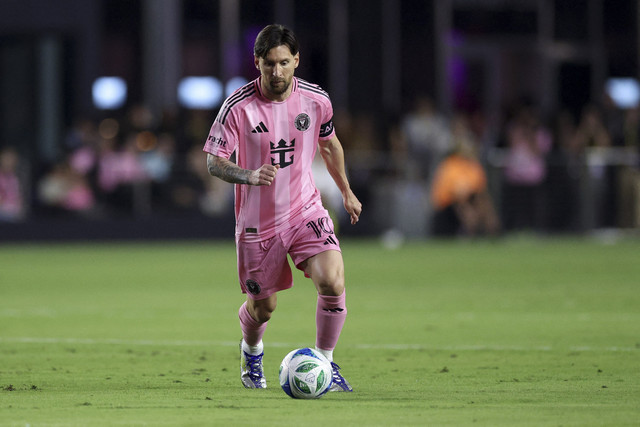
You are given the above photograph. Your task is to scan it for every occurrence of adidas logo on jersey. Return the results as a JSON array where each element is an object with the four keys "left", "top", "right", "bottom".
[
  {"left": 251, "top": 122, "right": 269, "bottom": 133},
  {"left": 324, "top": 236, "right": 337, "bottom": 245}
]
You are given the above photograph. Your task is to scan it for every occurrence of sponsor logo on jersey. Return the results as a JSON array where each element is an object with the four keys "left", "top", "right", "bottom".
[
  {"left": 270, "top": 139, "right": 295, "bottom": 168},
  {"left": 207, "top": 135, "right": 227, "bottom": 147}
]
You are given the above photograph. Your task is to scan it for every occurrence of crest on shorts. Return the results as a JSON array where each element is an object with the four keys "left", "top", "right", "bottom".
[
  {"left": 245, "top": 279, "right": 261, "bottom": 295},
  {"left": 294, "top": 113, "right": 311, "bottom": 131}
]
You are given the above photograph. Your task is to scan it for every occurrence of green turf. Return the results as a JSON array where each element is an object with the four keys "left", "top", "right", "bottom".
[{"left": 1, "top": 237, "right": 639, "bottom": 426}]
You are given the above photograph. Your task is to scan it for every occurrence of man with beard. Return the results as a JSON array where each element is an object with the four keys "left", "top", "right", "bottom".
[{"left": 204, "top": 24, "right": 362, "bottom": 392}]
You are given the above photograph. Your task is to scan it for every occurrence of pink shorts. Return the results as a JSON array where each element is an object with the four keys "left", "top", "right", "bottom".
[{"left": 236, "top": 209, "right": 341, "bottom": 300}]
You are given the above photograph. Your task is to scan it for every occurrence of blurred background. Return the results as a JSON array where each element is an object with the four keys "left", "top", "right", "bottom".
[{"left": 1, "top": 0, "right": 639, "bottom": 241}]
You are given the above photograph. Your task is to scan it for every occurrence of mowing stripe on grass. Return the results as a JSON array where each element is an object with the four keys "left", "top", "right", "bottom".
[{"left": 1, "top": 337, "right": 637, "bottom": 352}]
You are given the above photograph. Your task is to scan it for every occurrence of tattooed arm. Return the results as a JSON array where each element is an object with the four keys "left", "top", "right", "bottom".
[{"left": 207, "top": 153, "right": 279, "bottom": 186}]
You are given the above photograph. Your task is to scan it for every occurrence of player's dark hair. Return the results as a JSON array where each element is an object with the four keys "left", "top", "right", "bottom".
[{"left": 254, "top": 24, "right": 299, "bottom": 59}]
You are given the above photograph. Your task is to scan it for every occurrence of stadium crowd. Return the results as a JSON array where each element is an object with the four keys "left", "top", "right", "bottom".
[
  {"left": 1, "top": 106, "right": 233, "bottom": 224},
  {"left": 1, "top": 96, "right": 639, "bottom": 238},
  {"left": 376, "top": 95, "right": 640, "bottom": 237}
]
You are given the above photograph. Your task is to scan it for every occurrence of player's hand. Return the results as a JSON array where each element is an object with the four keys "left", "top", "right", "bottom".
[
  {"left": 250, "top": 164, "right": 279, "bottom": 186},
  {"left": 343, "top": 191, "right": 362, "bottom": 225}
]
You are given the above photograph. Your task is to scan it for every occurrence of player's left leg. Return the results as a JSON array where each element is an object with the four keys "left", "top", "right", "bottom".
[
  {"left": 300, "top": 250, "right": 353, "bottom": 392},
  {"left": 302, "top": 250, "right": 346, "bottom": 351}
]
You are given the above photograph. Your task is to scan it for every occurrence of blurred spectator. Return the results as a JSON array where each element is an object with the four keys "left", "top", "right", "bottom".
[
  {"left": 140, "top": 132, "right": 176, "bottom": 209},
  {"left": 184, "top": 110, "right": 213, "bottom": 148},
  {"left": 167, "top": 142, "right": 233, "bottom": 216},
  {"left": 430, "top": 115, "right": 500, "bottom": 237},
  {"left": 397, "top": 96, "right": 452, "bottom": 181},
  {"left": 96, "top": 134, "right": 149, "bottom": 215},
  {"left": 602, "top": 91, "right": 625, "bottom": 147},
  {"left": 67, "top": 119, "right": 101, "bottom": 197},
  {"left": 37, "top": 160, "right": 96, "bottom": 217},
  {"left": 97, "top": 138, "right": 121, "bottom": 194},
  {"left": 64, "top": 117, "right": 99, "bottom": 151},
  {"left": 166, "top": 143, "right": 205, "bottom": 213},
  {"left": 0, "top": 147, "right": 25, "bottom": 222},
  {"left": 575, "top": 104, "right": 615, "bottom": 227},
  {"left": 125, "top": 104, "right": 157, "bottom": 133},
  {"left": 140, "top": 132, "right": 175, "bottom": 182},
  {"left": 622, "top": 106, "right": 640, "bottom": 149},
  {"left": 69, "top": 141, "right": 98, "bottom": 177},
  {"left": 545, "top": 110, "right": 581, "bottom": 231},
  {"left": 501, "top": 104, "right": 552, "bottom": 231},
  {"left": 120, "top": 133, "right": 150, "bottom": 184},
  {"left": 575, "top": 104, "right": 612, "bottom": 149},
  {"left": 617, "top": 106, "right": 640, "bottom": 227}
]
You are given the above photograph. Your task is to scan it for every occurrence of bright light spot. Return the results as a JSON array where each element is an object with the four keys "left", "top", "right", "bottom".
[
  {"left": 92, "top": 77, "right": 127, "bottom": 110},
  {"left": 606, "top": 78, "right": 640, "bottom": 109},
  {"left": 226, "top": 76, "right": 249, "bottom": 97},
  {"left": 178, "top": 77, "right": 223, "bottom": 109}
]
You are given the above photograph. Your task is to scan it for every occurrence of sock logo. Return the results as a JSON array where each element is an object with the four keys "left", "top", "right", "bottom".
[{"left": 322, "top": 307, "right": 344, "bottom": 313}]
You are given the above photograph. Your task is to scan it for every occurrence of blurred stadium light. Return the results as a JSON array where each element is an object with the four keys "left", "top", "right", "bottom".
[
  {"left": 177, "top": 76, "right": 224, "bottom": 109},
  {"left": 225, "top": 76, "right": 249, "bottom": 97},
  {"left": 1, "top": 0, "right": 639, "bottom": 241},
  {"left": 92, "top": 77, "right": 127, "bottom": 110},
  {"left": 605, "top": 78, "right": 640, "bottom": 109}
]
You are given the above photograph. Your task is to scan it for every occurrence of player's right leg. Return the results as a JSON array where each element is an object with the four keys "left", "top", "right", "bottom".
[
  {"left": 236, "top": 236, "right": 293, "bottom": 389},
  {"left": 239, "top": 295, "right": 276, "bottom": 388}
]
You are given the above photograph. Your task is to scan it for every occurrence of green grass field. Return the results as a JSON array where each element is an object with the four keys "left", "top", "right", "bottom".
[{"left": 1, "top": 237, "right": 639, "bottom": 426}]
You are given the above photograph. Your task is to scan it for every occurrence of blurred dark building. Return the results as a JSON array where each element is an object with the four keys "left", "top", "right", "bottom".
[
  {"left": 0, "top": 0, "right": 638, "bottom": 239},
  {"left": 1, "top": 0, "right": 637, "bottom": 158}
]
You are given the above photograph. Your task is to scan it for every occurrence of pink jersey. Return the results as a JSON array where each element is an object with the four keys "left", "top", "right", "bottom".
[{"left": 203, "top": 77, "right": 336, "bottom": 242}]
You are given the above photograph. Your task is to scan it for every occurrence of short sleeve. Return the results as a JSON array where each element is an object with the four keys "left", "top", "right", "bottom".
[
  {"left": 318, "top": 98, "right": 335, "bottom": 141},
  {"left": 203, "top": 112, "right": 238, "bottom": 159}
]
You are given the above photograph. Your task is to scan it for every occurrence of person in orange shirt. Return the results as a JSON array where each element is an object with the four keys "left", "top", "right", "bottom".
[{"left": 430, "top": 119, "right": 500, "bottom": 237}]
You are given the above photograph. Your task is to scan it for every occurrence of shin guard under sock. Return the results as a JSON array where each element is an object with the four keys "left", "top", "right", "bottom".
[
  {"left": 315, "top": 292, "right": 347, "bottom": 353},
  {"left": 238, "top": 301, "right": 267, "bottom": 349}
]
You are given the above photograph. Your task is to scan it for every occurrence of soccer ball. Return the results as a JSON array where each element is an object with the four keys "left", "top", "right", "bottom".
[{"left": 279, "top": 348, "right": 333, "bottom": 399}]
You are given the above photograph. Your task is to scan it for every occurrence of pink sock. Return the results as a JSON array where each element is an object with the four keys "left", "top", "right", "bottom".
[
  {"left": 316, "top": 292, "right": 347, "bottom": 351},
  {"left": 238, "top": 302, "right": 267, "bottom": 346}
]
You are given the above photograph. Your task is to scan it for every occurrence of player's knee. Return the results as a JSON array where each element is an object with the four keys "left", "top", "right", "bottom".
[
  {"left": 248, "top": 298, "right": 276, "bottom": 323},
  {"left": 251, "top": 302, "right": 276, "bottom": 323},
  {"left": 254, "top": 310, "right": 271, "bottom": 323},
  {"left": 315, "top": 269, "right": 345, "bottom": 296}
]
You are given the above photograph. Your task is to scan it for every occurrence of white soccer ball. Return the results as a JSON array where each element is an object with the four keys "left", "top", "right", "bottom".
[{"left": 279, "top": 347, "right": 333, "bottom": 399}]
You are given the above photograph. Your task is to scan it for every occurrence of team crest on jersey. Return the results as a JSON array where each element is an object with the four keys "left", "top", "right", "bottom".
[
  {"left": 245, "top": 279, "right": 261, "bottom": 295},
  {"left": 294, "top": 113, "right": 311, "bottom": 131}
]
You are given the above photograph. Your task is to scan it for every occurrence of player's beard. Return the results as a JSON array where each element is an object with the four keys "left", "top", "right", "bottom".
[{"left": 267, "top": 78, "right": 291, "bottom": 96}]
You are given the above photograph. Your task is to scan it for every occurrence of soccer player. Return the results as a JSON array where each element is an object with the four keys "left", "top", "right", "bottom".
[{"left": 203, "top": 24, "right": 362, "bottom": 392}]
